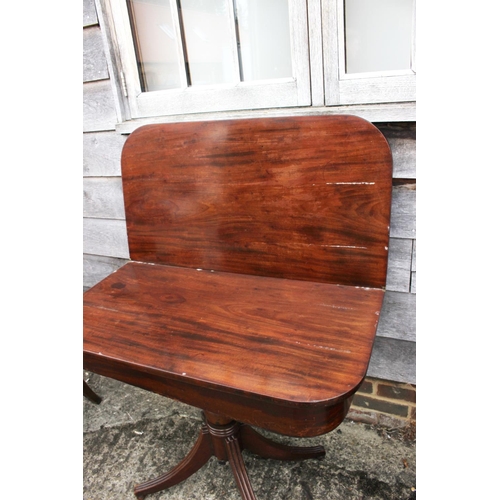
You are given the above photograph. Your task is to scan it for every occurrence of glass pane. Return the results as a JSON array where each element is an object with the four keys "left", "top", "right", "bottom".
[
  {"left": 344, "top": 0, "right": 413, "bottom": 74},
  {"left": 180, "top": 0, "right": 237, "bottom": 86},
  {"left": 235, "top": 0, "right": 292, "bottom": 81},
  {"left": 128, "top": 0, "right": 183, "bottom": 91}
]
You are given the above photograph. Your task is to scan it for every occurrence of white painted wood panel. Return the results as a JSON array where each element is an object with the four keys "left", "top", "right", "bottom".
[
  {"left": 83, "top": 131, "right": 126, "bottom": 177},
  {"left": 288, "top": 0, "right": 311, "bottom": 105},
  {"left": 83, "top": 26, "right": 109, "bottom": 83},
  {"left": 83, "top": 218, "right": 129, "bottom": 259},
  {"left": 134, "top": 80, "right": 302, "bottom": 119},
  {"left": 115, "top": 103, "right": 416, "bottom": 135},
  {"left": 338, "top": 74, "right": 416, "bottom": 105},
  {"left": 83, "top": 0, "right": 98, "bottom": 27},
  {"left": 83, "top": 178, "right": 125, "bottom": 219},
  {"left": 83, "top": 80, "right": 118, "bottom": 132},
  {"left": 106, "top": 0, "right": 311, "bottom": 119},
  {"left": 323, "top": 0, "right": 416, "bottom": 107},
  {"left": 307, "top": 0, "right": 324, "bottom": 106}
]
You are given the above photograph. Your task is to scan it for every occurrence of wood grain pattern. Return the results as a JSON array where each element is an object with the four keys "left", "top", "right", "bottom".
[
  {"left": 121, "top": 115, "right": 392, "bottom": 288},
  {"left": 84, "top": 115, "right": 393, "bottom": 440},
  {"left": 85, "top": 262, "right": 384, "bottom": 400},
  {"left": 83, "top": 115, "right": 394, "bottom": 435},
  {"left": 83, "top": 116, "right": 394, "bottom": 496}
]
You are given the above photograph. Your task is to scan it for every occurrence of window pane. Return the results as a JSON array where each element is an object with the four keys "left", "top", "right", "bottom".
[
  {"left": 344, "top": 0, "right": 413, "bottom": 74},
  {"left": 128, "top": 0, "right": 183, "bottom": 91},
  {"left": 180, "top": 0, "right": 237, "bottom": 85},
  {"left": 235, "top": 0, "right": 292, "bottom": 81}
]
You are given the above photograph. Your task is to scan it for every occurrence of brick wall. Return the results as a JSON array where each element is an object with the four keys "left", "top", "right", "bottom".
[{"left": 347, "top": 377, "right": 416, "bottom": 429}]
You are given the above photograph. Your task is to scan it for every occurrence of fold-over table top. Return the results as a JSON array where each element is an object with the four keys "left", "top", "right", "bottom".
[
  {"left": 84, "top": 261, "right": 384, "bottom": 407},
  {"left": 84, "top": 115, "right": 392, "bottom": 428},
  {"left": 120, "top": 115, "right": 392, "bottom": 289}
]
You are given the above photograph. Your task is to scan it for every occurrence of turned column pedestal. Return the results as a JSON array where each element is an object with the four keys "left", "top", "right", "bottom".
[{"left": 134, "top": 411, "right": 326, "bottom": 500}]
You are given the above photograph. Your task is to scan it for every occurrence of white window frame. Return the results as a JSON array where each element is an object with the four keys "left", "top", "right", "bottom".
[
  {"left": 100, "top": 0, "right": 416, "bottom": 125},
  {"left": 105, "top": 0, "right": 311, "bottom": 119},
  {"left": 323, "top": 0, "right": 416, "bottom": 106}
]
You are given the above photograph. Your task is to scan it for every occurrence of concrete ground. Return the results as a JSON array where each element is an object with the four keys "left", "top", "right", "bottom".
[{"left": 84, "top": 372, "right": 416, "bottom": 500}]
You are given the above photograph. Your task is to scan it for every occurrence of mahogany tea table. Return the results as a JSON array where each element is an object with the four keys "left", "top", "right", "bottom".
[{"left": 83, "top": 115, "right": 392, "bottom": 499}]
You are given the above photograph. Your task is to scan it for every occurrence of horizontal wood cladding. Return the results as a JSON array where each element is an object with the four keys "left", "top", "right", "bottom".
[
  {"left": 387, "top": 238, "right": 412, "bottom": 293},
  {"left": 83, "top": 132, "right": 127, "bottom": 177},
  {"left": 378, "top": 291, "right": 416, "bottom": 342},
  {"left": 83, "top": 218, "right": 130, "bottom": 259},
  {"left": 83, "top": 177, "right": 125, "bottom": 219},
  {"left": 368, "top": 336, "right": 415, "bottom": 384},
  {"left": 83, "top": 0, "right": 97, "bottom": 27},
  {"left": 376, "top": 123, "right": 416, "bottom": 179},
  {"left": 390, "top": 183, "right": 416, "bottom": 239},
  {"left": 83, "top": 80, "right": 117, "bottom": 132},
  {"left": 83, "top": 26, "right": 109, "bottom": 83}
]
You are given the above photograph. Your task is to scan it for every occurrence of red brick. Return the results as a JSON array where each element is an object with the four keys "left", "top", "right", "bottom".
[
  {"left": 357, "top": 380, "right": 374, "bottom": 394},
  {"left": 352, "top": 394, "right": 409, "bottom": 417},
  {"left": 377, "top": 383, "right": 416, "bottom": 403}
]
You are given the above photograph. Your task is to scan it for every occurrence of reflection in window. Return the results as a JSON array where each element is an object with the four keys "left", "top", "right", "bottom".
[
  {"left": 127, "top": 0, "right": 293, "bottom": 92},
  {"left": 128, "top": 0, "right": 183, "bottom": 91}
]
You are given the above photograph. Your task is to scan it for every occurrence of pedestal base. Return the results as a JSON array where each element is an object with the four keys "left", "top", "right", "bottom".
[{"left": 134, "top": 411, "right": 325, "bottom": 500}]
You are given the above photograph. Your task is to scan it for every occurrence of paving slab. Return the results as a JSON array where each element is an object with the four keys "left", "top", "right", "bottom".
[{"left": 84, "top": 372, "right": 416, "bottom": 500}]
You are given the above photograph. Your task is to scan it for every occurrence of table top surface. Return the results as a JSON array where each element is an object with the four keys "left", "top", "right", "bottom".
[
  {"left": 85, "top": 115, "right": 392, "bottom": 418},
  {"left": 84, "top": 261, "right": 384, "bottom": 407},
  {"left": 121, "top": 115, "right": 392, "bottom": 289}
]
